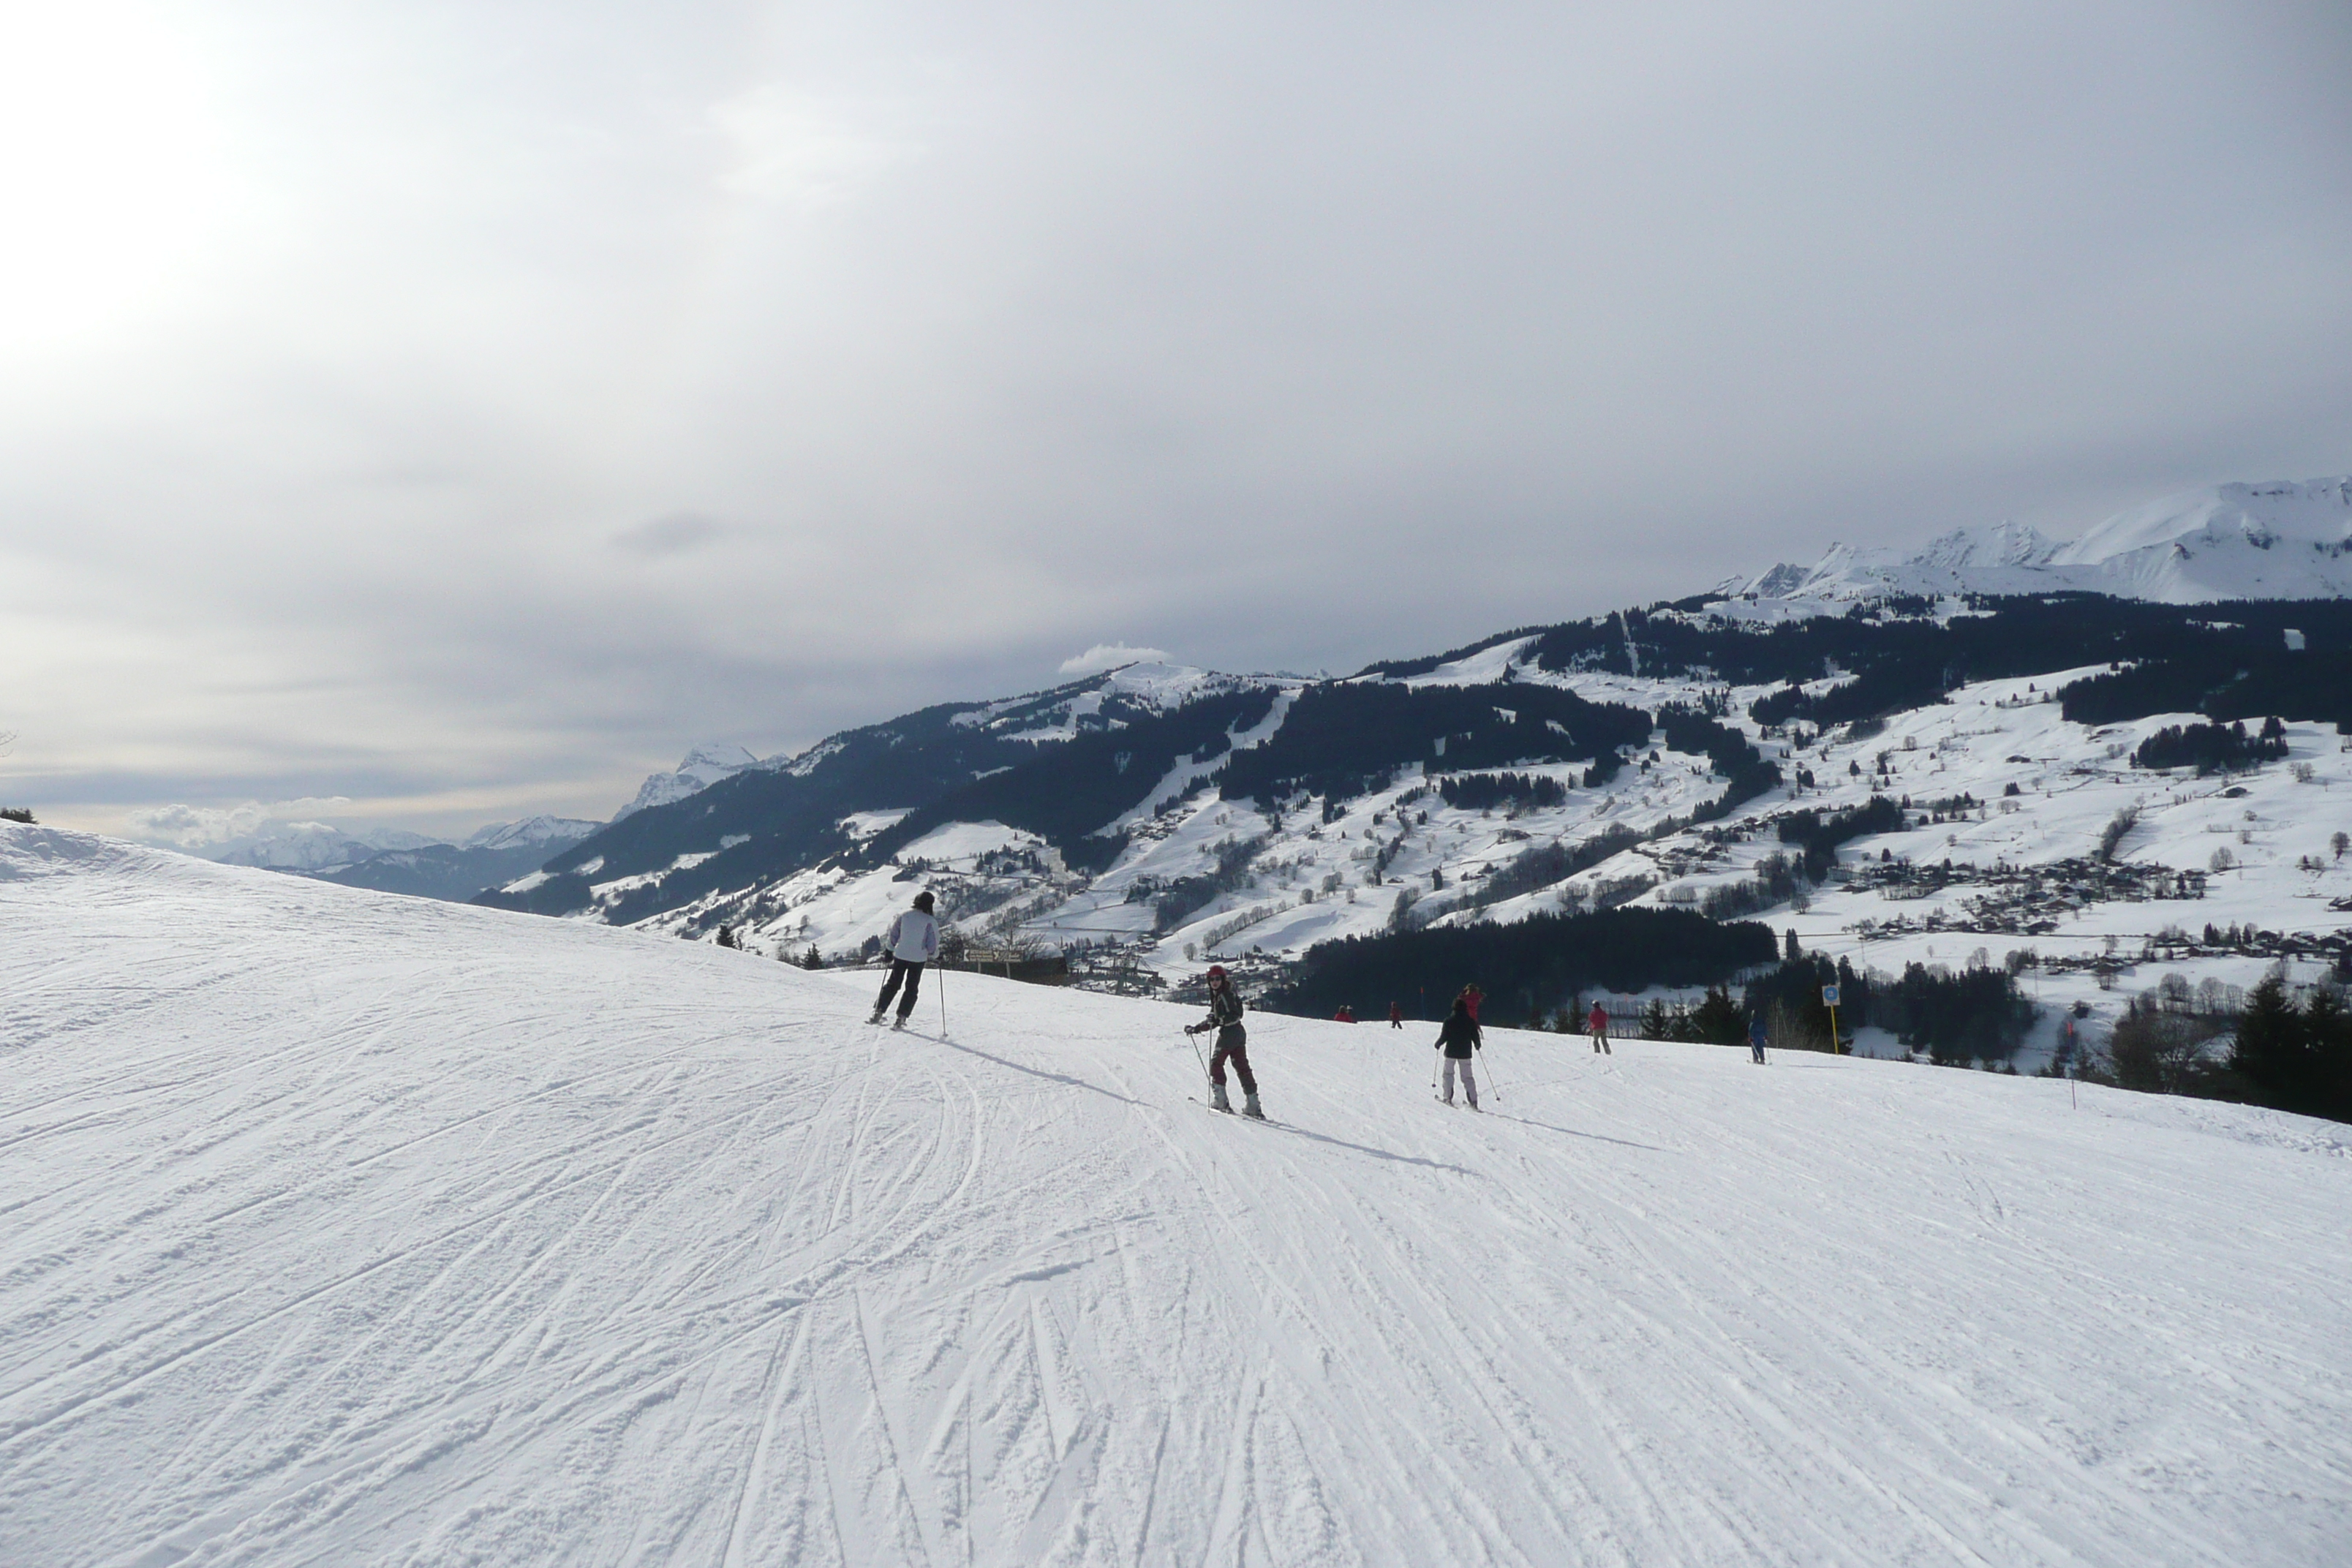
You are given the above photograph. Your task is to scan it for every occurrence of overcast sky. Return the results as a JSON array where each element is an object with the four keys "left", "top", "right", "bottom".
[{"left": 3, "top": 1, "right": 2348, "bottom": 842}]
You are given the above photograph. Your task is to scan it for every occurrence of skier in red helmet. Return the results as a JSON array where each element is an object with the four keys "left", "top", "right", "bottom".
[{"left": 1185, "top": 965, "right": 1262, "bottom": 1117}]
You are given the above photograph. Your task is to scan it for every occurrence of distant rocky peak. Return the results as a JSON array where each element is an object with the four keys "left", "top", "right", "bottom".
[
  {"left": 675, "top": 742, "right": 760, "bottom": 779},
  {"left": 1908, "top": 519, "right": 2061, "bottom": 571},
  {"left": 615, "top": 743, "right": 760, "bottom": 821},
  {"left": 1725, "top": 477, "right": 2352, "bottom": 609}
]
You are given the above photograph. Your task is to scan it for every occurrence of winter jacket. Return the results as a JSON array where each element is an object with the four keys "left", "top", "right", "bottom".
[
  {"left": 884, "top": 909, "right": 940, "bottom": 964},
  {"left": 1436, "top": 1011, "right": 1482, "bottom": 1058},
  {"left": 1194, "top": 985, "right": 1245, "bottom": 1037}
]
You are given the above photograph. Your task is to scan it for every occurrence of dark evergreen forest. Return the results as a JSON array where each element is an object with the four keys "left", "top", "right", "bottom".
[
  {"left": 1436, "top": 772, "right": 1569, "bottom": 812},
  {"left": 1262, "top": 908, "right": 1776, "bottom": 1023},
  {"left": 1741, "top": 954, "right": 2038, "bottom": 1062},
  {"left": 1219, "top": 681, "right": 1651, "bottom": 805},
  {"left": 1776, "top": 796, "right": 1906, "bottom": 880},
  {"left": 2130, "top": 717, "right": 2289, "bottom": 774},
  {"left": 1366, "top": 596, "right": 2352, "bottom": 733},
  {"left": 2227, "top": 979, "right": 2352, "bottom": 1123}
]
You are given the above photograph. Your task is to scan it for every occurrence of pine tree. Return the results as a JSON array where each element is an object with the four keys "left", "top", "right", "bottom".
[
  {"left": 1688, "top": 987, "right": 1746, "bottom": 1045},
  {"left": 2300, "top": 986, "right": 2352, "bottom": 1123},
  {"left": 2229, "top": 977, "right": 2310, "bottom": 1111}
]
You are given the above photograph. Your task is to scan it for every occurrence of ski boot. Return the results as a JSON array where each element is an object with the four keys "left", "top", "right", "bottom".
[
  {"left": 866, "top": 1009, "right": 885, "bottom": 1025},
  {"left": 891, "top": 1014, "right": 908, "bottom": 1031},
  {"left": 1242, "top": 1092, "right": 1264, "bottom": 1120},
  {"left": 1210, "top": 1082, "right": 1231, "bottom": 1112}
]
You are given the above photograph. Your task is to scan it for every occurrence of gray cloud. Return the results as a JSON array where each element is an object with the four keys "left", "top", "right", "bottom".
[
  {"left": 611, "top": 512, "right": 727, "bottom": 557},
  {"left": 2, "top": 0, "right": 2347, "bottom": 837},
  {"left": 123, "top": 798, "right": 355, "bottom": 849}
]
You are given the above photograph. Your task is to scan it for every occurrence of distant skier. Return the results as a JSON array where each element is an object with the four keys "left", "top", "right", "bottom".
[
  {"left": 1388, "top": 1002, "right": 1403, "bottom": 1030},
  {"left": 1436, "top": 997, "right": 1483, "bottom": 1109},
  {"left": 1588, "top": 1000, "right": 1611, "bottom": 1055},
  {"left": 866, "top": 891, "right": 939, "bottom": 1030},
  {"left": 1458, "top": 984, "right": 1484, "bottom": 1024},
  {"left": 1185, "top": 965, "right": 1262, "bottom": 1117},
  {"left": 1748, "top": 1012, "right": 1768, "bottom": 1064},
  {"left": 1334, "top": 1005, "right": 1357, "bottom": 1024}
]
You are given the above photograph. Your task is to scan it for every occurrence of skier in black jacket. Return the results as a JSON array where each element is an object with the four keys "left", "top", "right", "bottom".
[
  {"left": 1185, "top": 965, "right": 1262, "bottom": 1117},
  {"left": 1435, "top": 996, "right": 1482, "bottom": 1109}
]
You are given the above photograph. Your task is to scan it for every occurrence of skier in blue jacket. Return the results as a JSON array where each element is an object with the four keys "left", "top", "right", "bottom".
[{"left": 867, "top": 892, "right": 939, "bottom": 1029}]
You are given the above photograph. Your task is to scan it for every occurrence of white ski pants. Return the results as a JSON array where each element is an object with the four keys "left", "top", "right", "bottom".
[{"left": 1442, "top": 1056, "right": 1477, "bottom": 1107}]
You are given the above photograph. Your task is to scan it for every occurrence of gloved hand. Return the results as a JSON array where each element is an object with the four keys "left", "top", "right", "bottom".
[{"left": 1184, "top": 1025, "right": 1199, "bottom": 1036}]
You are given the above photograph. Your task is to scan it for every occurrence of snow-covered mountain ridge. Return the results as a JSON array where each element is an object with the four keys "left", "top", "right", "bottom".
[
  {"left": 495, "top": 587, "right": 2352, "bottom": 1071},
  {"left": 5, "top": 823, "right": 2348, "bottom": 1564},
  {"left": 1723, "top": 477, "right": 2352, "bottom": 606},
  {"left": 464, "top": 813, "right": 603, "bottom": 851},
  {"left": 209, "top": 821, "right": 437, "bottom": 872}
]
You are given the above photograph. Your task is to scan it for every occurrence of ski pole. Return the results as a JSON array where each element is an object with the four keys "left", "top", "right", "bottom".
[
  {"left": 938, "top": 959, "right": 949, "bottom": 1037},
  {"left": 1186, "top": 1026, "right": 1209, "bottom": 1081}
]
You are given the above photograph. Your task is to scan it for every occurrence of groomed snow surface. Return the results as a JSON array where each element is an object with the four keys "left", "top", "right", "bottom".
[{"left": 4, "top": 826, "right": 2349, "bottom": 1567}]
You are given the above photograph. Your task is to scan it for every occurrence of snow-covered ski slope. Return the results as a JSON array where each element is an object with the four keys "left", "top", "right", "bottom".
[{"left": 5, "top": 825, "right": 2350, "bottom": 1567}]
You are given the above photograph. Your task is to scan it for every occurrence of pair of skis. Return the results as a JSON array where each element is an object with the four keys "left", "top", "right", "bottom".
[
  {"left": 1188, "top": 1096, "right": 1278, "bottom": 1127},
  {"left": 1182, "top": 1028, "right": 1275, "bottom": 1123}
]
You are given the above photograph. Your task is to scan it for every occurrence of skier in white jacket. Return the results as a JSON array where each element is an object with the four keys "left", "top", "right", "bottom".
[{"left": 867, "top": 891, "right": 940, "bottom": 1029}]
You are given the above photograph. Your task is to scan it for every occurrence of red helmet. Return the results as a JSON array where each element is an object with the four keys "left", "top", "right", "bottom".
[{"left": 1206, "top": 965, "right": 1228, "bottom": 979}]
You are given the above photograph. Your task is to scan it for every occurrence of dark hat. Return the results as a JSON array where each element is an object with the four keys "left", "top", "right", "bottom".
[{"left": 912, "top": 891, "right": 935, "bottom": 912}]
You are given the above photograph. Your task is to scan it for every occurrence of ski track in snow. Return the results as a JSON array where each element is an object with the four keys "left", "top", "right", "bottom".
[{"left": 3, "top": 828, "right": 2350, "bottom": 1565}]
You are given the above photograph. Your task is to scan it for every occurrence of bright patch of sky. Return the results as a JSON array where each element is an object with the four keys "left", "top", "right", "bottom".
[{"left": 1, "top": 1, "right": 2346, "bottom": 840}]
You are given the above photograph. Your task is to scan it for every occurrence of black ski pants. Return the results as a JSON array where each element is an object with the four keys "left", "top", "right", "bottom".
[
  {"left": 874, "top": 958, "right": 925, "bottom": 1018},
  {"left": 1208, "top": 1025, "right": 1256, "bottom": 1093}
]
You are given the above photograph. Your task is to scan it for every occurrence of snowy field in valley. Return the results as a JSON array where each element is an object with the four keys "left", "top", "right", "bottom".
[{"left": 4, "top": 823, "right": 2350, "bottom": 1566}]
